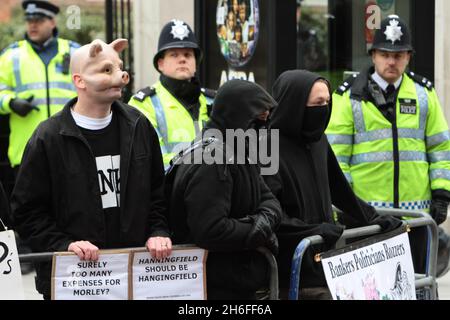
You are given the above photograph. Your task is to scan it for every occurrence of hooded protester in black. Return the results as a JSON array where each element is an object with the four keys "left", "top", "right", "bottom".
[
  {"left": 168, "top": 80, "right": 281, "bottom": 300},
  {"left": 264, "top": 70, "right": 402, "bottom": 293}
]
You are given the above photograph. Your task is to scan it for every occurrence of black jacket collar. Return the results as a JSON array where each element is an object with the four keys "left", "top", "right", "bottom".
[{"left": 59, "top": 97, "right": 137, "bottom": 137}]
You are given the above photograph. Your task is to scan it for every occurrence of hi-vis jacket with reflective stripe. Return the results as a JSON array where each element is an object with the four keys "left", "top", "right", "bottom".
[
  {"left": 0, "top": 38, "right": 79, "bottom": 166},
  {"left": 326, "top": 69, "right": 450, "bottom": 212},
  {"left": 128, "top": 81, "right": 212, "bottom": 168}
]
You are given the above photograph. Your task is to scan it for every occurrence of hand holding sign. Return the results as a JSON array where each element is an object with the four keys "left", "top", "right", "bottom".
[
  {"left": 68, "top": 241, "right": 100, "bottom": 261},
  {"left": 146, "top": 237, "right": 172, "bottom": 260}
]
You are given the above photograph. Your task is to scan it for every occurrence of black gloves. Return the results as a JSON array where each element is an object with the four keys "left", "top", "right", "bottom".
[
  {"left": 9, "top": 96, "right": 38, "bottom": 117},
  {"left": 265, "top": 232, "right": 279, "bottom": 256},
  {"left": 242, "top": 214, "right": 279, "bottom": 255},
  {"left": 369, "top": 214, "right": 403, "bottom": 232},
  {"left": 318, "top": 223, "right": 344, "bottom": 247},
  {"left": 431, "top": 198, "right": 449, "bottom": 225}
]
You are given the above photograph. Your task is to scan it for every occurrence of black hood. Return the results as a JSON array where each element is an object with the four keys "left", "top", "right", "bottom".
[
  {"left": 207, "top": 80, "right": 277, "bottom": 132},
  {"left": 271, "top": 70, "right": 332, "bottom": 142}
]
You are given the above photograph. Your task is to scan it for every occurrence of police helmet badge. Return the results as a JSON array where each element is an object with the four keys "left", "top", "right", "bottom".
[
  {"left": 170, "top": 20, "right": 190, "bottom": 41},
  {"left": 26, "top": 4, "right": 37, "bottom": 14},
  {"left": 384, "top": 16, "right": 403, "bottom": 44}
]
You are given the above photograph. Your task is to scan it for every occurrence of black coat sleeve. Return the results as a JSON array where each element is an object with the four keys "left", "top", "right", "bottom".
[
  {"left": 146, "top": 122, "right": 171, "bottom": 238},
  {"left": 0, "top": 181, "right": 11, "bottom": 230},
  {"left": 254, "top": 176, "right": 282, "bottom": 230},
  {"left": 11, "top": 131, "right": 74, "bottom": 252},
  {"left": 183, "top": 164, "right": 254, "bottom": 251},
  {"left": 263, "top": 169, "right": 340, "bottom": 241}
]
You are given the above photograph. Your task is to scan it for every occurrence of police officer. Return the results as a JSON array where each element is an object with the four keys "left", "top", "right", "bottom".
[
  {"left": 0, "top": 0, "right": 79, "bottom": 275},
  {"left": 0, "top": 0, "right": 79, "bottom": 173},
  {"left": 327, "top": 15, "right": 450, "bottom": 277},
  {"left": 128, "top": 19, "right": 215, "bottom": 169}
]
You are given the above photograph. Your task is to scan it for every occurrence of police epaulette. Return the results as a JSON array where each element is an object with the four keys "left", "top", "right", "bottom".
[
  {"left": 201, "top": 88, "right": 217, "bottom": 99},
  {"left": 0, "top": 42, "right": 19, "bottom": 56},
  {"left": 407, "top": 71, "right": 434, "bottom": 91},
  {"left": 69, "top": 41, "right": 81, "bottom": 50},
  {"left": 335, "top": 73, "right": 359, "bottom": 96},
  {"left": 132, "top": 86, "right": 156, "bottom": 102}
]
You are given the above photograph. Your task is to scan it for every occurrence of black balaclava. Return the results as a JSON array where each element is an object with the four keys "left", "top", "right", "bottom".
[
  {"left": 207, "top": 79, "right": 278, "bottom": 133},
  {"left": 302, "top": 104, "right": 330, "bottom": 143},
  {"left": 271, "top": 70, "right": 332, "bottom": 144}
]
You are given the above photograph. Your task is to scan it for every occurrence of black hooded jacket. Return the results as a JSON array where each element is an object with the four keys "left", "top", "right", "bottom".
[
  {"left": 265, "top": 70, "right": 401, "bottom": 288},
  {"left": 168, "top": 80, "right": 281, "bottom": 299}
]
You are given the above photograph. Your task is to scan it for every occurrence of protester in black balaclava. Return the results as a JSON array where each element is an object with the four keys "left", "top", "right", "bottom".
[
  {"left": 168, "top": 80, "right": 281, "bottom": 300},
  {"left": 208, "top": 79, "right": 275, "bottom": 132},
  {"left": 264, "top": 70, "right": 402, "bottom": 300}
]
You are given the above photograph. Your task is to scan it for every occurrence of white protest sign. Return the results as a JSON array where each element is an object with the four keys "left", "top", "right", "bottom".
[
  {"left": 322, "top": 232, "right": 416, "bottom": 300},
  {"left": 52, "top": 252, "right": 129, "bottom": 300},
  {"left": 0, "top": 230, "right": 25, "bottom": 300},
  {"left": 132, "top": 248, "right": 207, "bottom": 300}
]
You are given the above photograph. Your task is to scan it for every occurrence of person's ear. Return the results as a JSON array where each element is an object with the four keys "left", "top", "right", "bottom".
[
  {"left": 406, "top": 52, "right": 411, "bottom": 64},
  {"left": 157, "top": 58, "right": 165, "bottom": 73},
  {"left": 49, "top": 18, "right": 56, "bottom": 29},
  {"left": 72, "top": 74, "right": 86, "bottom": 90},
  {"left": 371, "top": 51, "right": 377, "bottom": 64}
]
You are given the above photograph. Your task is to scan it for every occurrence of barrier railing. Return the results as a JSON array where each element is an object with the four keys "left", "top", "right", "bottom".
[
  {"left": 18, "top": 245, "right": 278, "bottom": 300},
  {"left": 288, "top": 209, "right": 438, "bottom": 300}
]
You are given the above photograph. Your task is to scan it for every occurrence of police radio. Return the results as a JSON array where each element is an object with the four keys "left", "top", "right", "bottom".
[{"left": 62, "top": 53, "right": 70, "bottom": 75}]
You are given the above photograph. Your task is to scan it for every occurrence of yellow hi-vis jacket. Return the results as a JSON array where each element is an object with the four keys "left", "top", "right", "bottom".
[
  {"left": 128, "top": 81, "right": 213, "bottom": 168},
  {"left": 0, "top": 38, "right": 79, "bottom": 167},
  {"left": 326, "top": 70, "right": 450, "bottom": 211}
]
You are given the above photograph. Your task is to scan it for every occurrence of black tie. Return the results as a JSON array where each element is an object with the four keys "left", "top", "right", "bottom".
[{"left": 385, "top": 84, "right": 396, "bottom": 101}]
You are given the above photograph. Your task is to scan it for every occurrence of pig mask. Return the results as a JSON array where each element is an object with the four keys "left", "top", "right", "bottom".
[{"left": 71, "top": 39, "right": 130, "bottom": 103}]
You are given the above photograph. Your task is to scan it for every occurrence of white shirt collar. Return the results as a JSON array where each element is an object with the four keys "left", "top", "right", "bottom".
[{"left": 371, "top": 71, "right": 403, "bottom": 91}]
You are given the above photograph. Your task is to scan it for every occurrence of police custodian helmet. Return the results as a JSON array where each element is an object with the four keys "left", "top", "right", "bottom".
[
  {"left": 153, "top": 19, "right": 203, "bottom": 72},
  {"left": 369, "top": 15, "right": 413, "bottom": 53}
]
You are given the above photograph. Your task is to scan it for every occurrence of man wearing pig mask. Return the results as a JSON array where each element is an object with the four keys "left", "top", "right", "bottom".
[{"left": 11, "top": 39, "right": 172, "bottom": 300}]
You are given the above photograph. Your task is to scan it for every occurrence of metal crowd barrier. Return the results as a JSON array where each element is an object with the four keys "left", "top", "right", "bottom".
[
  {"left": 18, "top": 245, "right": 278, "bottom": 300},
  {"left": 288, "top": 209, "right": 438, "bottom": 300}
]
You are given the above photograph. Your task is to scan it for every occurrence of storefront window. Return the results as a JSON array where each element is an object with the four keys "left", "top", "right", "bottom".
[
  {"left": 297, "top": 0, "right": 412, "bottom": 89},
  {"left": 296, "top": 0, "right": 329, "bottom": 72}
]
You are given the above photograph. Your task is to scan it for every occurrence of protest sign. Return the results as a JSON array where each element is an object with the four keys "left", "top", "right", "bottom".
[
  {"left": 132, "top": 248, "right": 207, "bottom": 300},
  {"left": 0, "top": 230, "right": 24, "bottom": 300},
  {"left": 52, "top": 251, "right": 130, "bottom": 300},
  {"left": 321, "top": 231, "right": 415, "bottom": 300}
]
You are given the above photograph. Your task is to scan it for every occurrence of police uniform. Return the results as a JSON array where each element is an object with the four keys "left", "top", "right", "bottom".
[
  {"left": 326, "top": 15, "right": 450, "bottom": 275},
  {"left": 128, "top": 20, "right": 215, "bottom": 168},
  {"left": 0, "top": 0, "right": 79, "bottom": 167}
]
